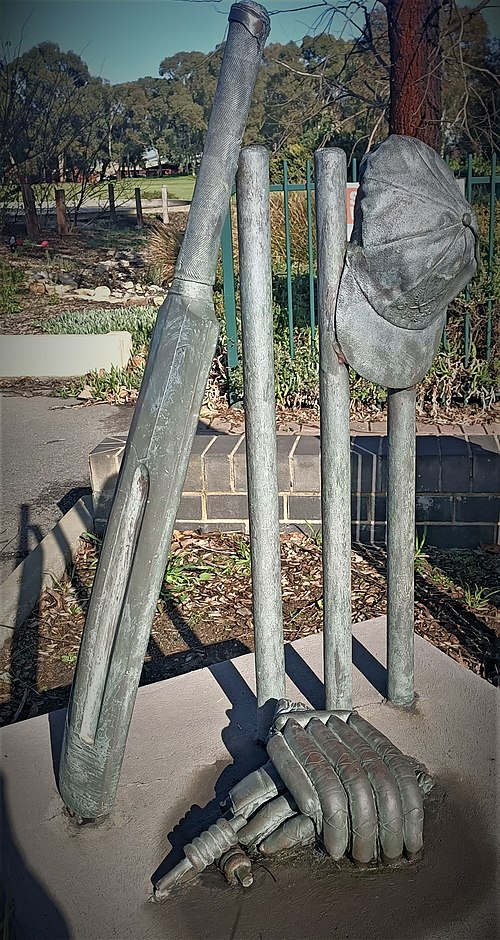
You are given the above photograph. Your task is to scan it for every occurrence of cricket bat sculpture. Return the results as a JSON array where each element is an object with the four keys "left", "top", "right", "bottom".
[{"left": 59, "top": 1, "right": 271, "bottom": 821}]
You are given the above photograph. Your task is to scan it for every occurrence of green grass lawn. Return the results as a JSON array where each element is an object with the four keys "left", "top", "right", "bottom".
[
  {"left": 3, "top": 175, "right": 195, "bottom": 205},
  {"left": 105, "top": 175, "right": 195, "bottom": 201}
]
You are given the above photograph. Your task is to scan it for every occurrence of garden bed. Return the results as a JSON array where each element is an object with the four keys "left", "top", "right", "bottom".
[{"left": 1, "top": 530, "right": 498, "bottom": 726}]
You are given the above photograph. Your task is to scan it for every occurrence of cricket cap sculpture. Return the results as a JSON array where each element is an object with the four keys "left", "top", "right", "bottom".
[{"left": 335, "top": 135, "right": 479, "bottom": 389}]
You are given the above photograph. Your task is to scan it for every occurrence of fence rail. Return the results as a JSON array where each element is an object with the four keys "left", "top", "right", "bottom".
[{"left": 221, "top": 153, "right": 498, "bottom": 399}]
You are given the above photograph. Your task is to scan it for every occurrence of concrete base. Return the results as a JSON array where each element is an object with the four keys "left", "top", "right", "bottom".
[
  {"left": 0, "top": 331, "right": 132, "bottom": 378},
  {"left": 1, "top": 618, "right": 498, "bottom": 940}
]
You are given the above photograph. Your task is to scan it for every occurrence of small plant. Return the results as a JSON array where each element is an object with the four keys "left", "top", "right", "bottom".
[
  {"left": 161, "top": 554, "right": 216, "bottom": 605},
  {"left": 414, "top": 528, "right": 428, "bottom": 572},
  {"left": 461, "top": 583, "right": 499, "bottom": 611},
  {"left": 303, "top": 521, "right": 322, "bottom": 547},
  {"left": 142, "top": 263, "right": 165, "bottom": 287},
  {"left": 60, "top": 653, "right": 78, "bottom": 665},
  {"left": 82, "top": 531, "right": 102, "bottom": 545},
  {"left": 0, "top": 263, "right": 23, "bottom": 315},
  {"left": 427, "top": 568, "right": 455, "bottom": 592},
  {"left": 231, "top": 534, "right": 252, "bottom": 577}
]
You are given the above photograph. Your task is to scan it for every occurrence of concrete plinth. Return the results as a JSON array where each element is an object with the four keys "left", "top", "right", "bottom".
[{"left": 1, "top": 617, "right": 498, "bottom": 940}]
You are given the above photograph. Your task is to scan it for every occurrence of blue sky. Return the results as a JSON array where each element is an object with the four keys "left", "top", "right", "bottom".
[{"left": 3, "top": 0, "right": 499, "bottom": 85}]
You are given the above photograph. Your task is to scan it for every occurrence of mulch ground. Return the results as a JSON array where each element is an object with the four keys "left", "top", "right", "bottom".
[{"left": 1, "top": 531, "right": 498, "bottom": 726}]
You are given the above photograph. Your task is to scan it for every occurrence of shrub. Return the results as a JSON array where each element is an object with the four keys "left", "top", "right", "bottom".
[
  {"left": 44, "top": 306, "right": 158, "bottom": 352},
  {"left": 144, "top": 216, "right": 187, "bottom": 285},
  {"left": 59, "top": 183, "right": 498, "bottom": 414}
]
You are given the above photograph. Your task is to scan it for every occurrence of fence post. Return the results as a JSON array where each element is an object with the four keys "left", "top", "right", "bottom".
[
  {"left": 135, "top": 187, "right": 143, "bottom": 228},
  {"left": 464, "top": 153, "right": 473, "bottom": 366},
  {"left": 220, "top": 206, "right": 239, "bottom": 403},
  {"left": 55, "top": 188, "right": 69, "bottom": 236},
  {"left": 315, "top": 148, "right": 352, "bottom": 711},
  {"left": 237, "top": 145, "right": 285, "bottom": 739},
  {"left": 162, "top": 185, "right": 169, "bottom": 225},
  {"left": 306, "top": 159, "right": 316, "bottom": 344},
  {"left": 486, "top": 151, "right": 496, "bottom": 360},
  {"left": 282, "top": 160, "right": 295, "bottom": 358},
  {"left": 386, "top": 387, "right": 416, "bottom": 706},
  {"left": 20, "top": 183, "right": 40, "bottom": 239},
  {"left": 108, "top": 183, "right": 116, "bottom": 223}
]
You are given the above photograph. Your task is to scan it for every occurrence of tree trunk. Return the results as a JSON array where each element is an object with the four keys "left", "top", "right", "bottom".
[
  {"left": 387, "top": 0, "right": 441, "bottom": 152},
  {"left": 58, "top": 153, "right": 66, "bottom": 183},
  {"left": 99, "top": 159, "right": 110, "bottom": 183},
  {"left": 55, "top": 188, "right": 69, "bottom": 236},
  {"left": 20, "top": 182, "right": 40, "bottom": 239}
]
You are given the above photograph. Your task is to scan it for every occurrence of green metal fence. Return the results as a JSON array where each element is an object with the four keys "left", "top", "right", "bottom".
[{"left": 221, "top": 153, "right": 498, "bottom": 397}]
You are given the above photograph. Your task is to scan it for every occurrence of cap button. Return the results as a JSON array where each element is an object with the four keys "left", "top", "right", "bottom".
[{"left": 462, "top": 212, "right": 472, "bottom": 226}]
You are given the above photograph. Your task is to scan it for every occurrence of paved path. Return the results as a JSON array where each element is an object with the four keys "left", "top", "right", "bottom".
[{"left": 0, "top": 394, "right": 133, "bottom": 581}]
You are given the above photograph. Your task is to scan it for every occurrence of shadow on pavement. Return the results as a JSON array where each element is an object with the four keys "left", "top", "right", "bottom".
[{"left": 0, "top": 775, "right": 70, "bottom": 940}]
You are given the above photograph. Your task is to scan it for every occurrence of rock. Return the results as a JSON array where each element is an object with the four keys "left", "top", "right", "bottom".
[
  {"left": 93, "top": 285, "right": 111, "bottom": 300},
  {"left": 54, "top": 284, "right": 72, "bottom": 295},
  {"left": 134, "top": 285, "right": 144, "bottom": 294},
  {"left": 96, "top": 260, "right": 116, "bottom": 270},
  {"left": 57, "top": 272, "right": 78, "bottom": 287},
  {"left": 125, "top": 296, "right": 150, "bottom": 307},
  {"left": 31, "top": 271, "right": 50, "bottom": 282},
  {"left": 122, "top": 281, "right": 135, "bottom": 290},
  {"left": 118, "top": 259, "right": 131, "bottom": 268},
  {"left": 74, "top": 288, "right": 94, "bottom": 298},
  {"left": 77, "top": 385, "right": 94, "bottom": 400},
  {"left": 149, "top": 284, "right": 162, "bottom": 292},
  {"left": 153, "top": 295, "right": 164, "bottom": 307},
  {"left": 106, "top": 248, "right": 116, "bottom": 257},
  {"left": 29, "top": 281, "right": 46, "bottom": 294}
]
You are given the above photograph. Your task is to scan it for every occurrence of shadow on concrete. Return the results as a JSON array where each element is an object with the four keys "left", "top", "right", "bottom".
[
  {"left": 284, "top": 642, "right": 324, "bottom": 708},
  {"left": 0, "top": 774, "right": 70, "bottom": 940},
  {"left": 352, "top": 635, "right": 387, "bottom": 697},
  {"left": 151, "top": 653, "right": 266, "bottom": 889},
  {"left": 57, "top": 487, "right": 92, "bottom": 516},
  {"left": 354, "top": 541, "right": 499, "bottom": 686},
  {"left": 4, "top": 497, "right": 93, "bottom": 726},
  {"left": 7, "top": 505, "right": 44, "bottom": 721},
  {"left": 150, "top": 602, "right": 265, "bottom": 886}
]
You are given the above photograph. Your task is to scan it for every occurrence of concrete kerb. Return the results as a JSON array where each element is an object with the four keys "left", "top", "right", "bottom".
[
  {"left": 0, "top": 495, "right": 93, "bottom": 653},
  {"left": 0, "top": 331, "right": 133, "bottom": 379}
]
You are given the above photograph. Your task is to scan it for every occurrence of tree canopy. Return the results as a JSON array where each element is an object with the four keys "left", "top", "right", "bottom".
[{"left": 0, "top": 3, "right": 497, "bottom": 192}]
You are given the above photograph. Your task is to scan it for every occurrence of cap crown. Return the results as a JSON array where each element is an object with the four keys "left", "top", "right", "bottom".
[{"left": 348, "top": 135, "right": 479, "bottom": 331}]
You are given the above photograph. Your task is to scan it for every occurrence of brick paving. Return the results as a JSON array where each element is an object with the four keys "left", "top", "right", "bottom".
[{"left": 201, "top": 415, "right": 498, "bottom": 437}]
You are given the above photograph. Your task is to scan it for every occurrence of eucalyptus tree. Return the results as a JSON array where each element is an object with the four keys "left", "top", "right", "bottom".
[{"left": 0, "top": 41, "right": 110, "bottom": 233}]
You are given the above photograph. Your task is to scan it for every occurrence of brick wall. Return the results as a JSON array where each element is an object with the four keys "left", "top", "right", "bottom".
[{"left": 90, "top": 432, "right": 500, "bottom": 549}]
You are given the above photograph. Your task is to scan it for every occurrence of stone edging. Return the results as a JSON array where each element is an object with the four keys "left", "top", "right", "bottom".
[
  {"left": 0, "top": 331, "right": 133, "bottom": 378},
  {"left": 0, "top": 496, "right": 93, "bottom": 653}
]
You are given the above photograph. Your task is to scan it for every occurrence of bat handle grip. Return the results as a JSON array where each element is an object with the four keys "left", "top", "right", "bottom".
[{"left": 174, "top": 1, "right": 270, "bottom": 287}]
